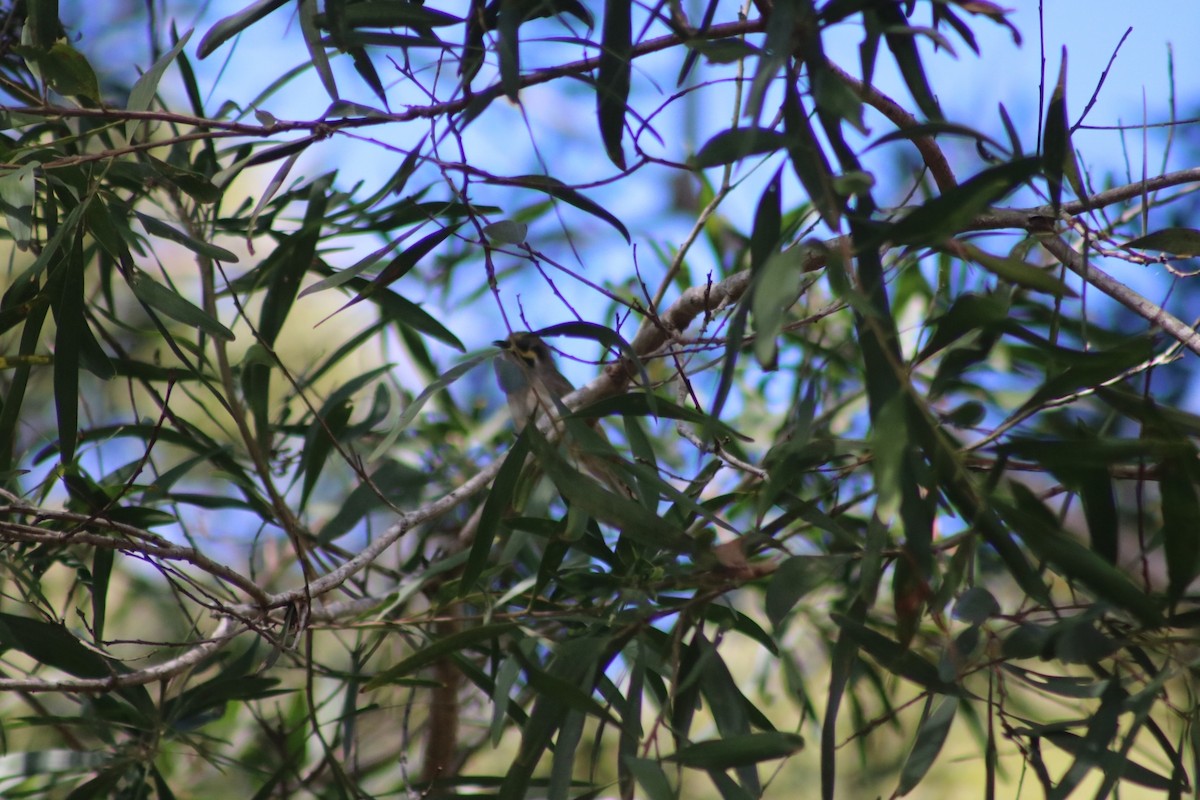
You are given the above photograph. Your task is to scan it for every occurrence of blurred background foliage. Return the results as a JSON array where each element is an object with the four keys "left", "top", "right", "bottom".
[{"left": 1, "top": 0, "right": 1200, "bottom": 797}]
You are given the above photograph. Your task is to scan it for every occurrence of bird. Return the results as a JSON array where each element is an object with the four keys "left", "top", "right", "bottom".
[
  {"left": 492, "top": 331, "right": 573, "bottom": 433},
  {"left": 492, "top": 331, "right": 635, "bottom": 498}
]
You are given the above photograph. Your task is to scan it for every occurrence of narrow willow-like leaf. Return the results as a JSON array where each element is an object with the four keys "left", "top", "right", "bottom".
[
  {"left": 597, "top": 0, "right": 631, "bottom": 169},
  {"left": 1042, "top": 48, "right": 1068, "bottom": 213},
  {"left": 129, "top": 272, "right": 235, "bottom": 341},
  {"left": 1159, "top": 455, "right": 1200, "bottom": 608},
  {"left": 693, "top": 127, "right": 790, "bottom": 168},
  {"left": 865, "top": 120, "right": 1006, "bottom": 154},
  {"left": 670, "top": 732, "right": 805, "bottom": 770},
  {"left": 490, "top": 174, "right": 630, "bottom": 242},
  {"left": 897, "top": 696, "right": 958, "bottom": 796},
  {"left": 941, "top": 239, "right": 1076, "bottom": 296},
  {"left": 134, "top": 212, "right": 238, "bottom": 262},
  {"left": 126, "top": 29, "right": 192, "bottom": 140},
  {"left": 462, "top": 425, "right": 531, "bottom": 592},
  {"left": 197, "top": 0, "right": 289, "bottom": 58},
  {"left": 1002, "top": 484, "right": 1163, "bottom": 627},
  {"left": 885, "top": 158, "right": 1039, "bottom": 247},
  {"left": 299, "top": 0, "right": 338, "bottom": 108},
  {"left": 364, "top": 622, "right": 519, "bottom": 689},
  {"left": 1126, "top": 227, "right": 1200, "bottom": 256}
]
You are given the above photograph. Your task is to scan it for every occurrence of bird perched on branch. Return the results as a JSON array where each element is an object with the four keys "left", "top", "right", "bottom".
[{"left": 492, "top": 331, "right": 635, "bottom": 498}]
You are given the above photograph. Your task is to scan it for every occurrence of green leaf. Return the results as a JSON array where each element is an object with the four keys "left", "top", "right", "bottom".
[
  {"left": 569, "top": 391, "right": 749, "bottom": 442},
  {"left": 482, "top": 219, "right": 528, "bottom": 244},
  {"left": 1042, "top": 48, "right": 1069, "bottom": 213},
  {"left": 753, "top": 250, "right": 808, "bottom": 369},
  {"left": 832, "top": 614, "right": 958, "bottom": 693},
  {"left": 670, "top": 732, "right": 805, "bottom": 770},
  {"left": 1159, "top": 455, "right": 1200, "bottom": 608},
  {"left": 393, "top": 350, "right": 492, "bottom": 433},
  {"left": 782, "top": 81, "right": 840, "bottom": 229},
  {"left": 491, "top": 174, "right": 630, "bottom": 242},
  {"left": 1126, "top": 227, "right": 1200, "bottom": 256},
  {"left": 0, "top": 612, "right": 118, "bottom": 678},
  {"left": 524, "top": 423, "right": 691, "bottom": 551},
  {"left": 685, "top": 37, "right": 761, "bottom": 64},
  {"left": 885, "top": 158, "right": 1040, "bottom": 247},
  {"left": 942, "top": 239, "right": 1076, "bottom": 296},
  {"left": 41, "top": 41, "right": 100, "bottom": 101},
  {"left": 497, "top": 0, "right": 520, "bottom": 102},
  {"left": 126, "top": 29, "right": 192, "bottom": 139},
  {"left": 866, "top": 121, "right": 1006, "bottom": 154},
  {"left": 878, "top": 5, "right": 941, "bottom": 120},
  {"left": 364, "top": 622, "right": 518, "bottom": 689},
  {"left": 333, "top": 1, "right": 461, "bottom": 28},
  {"left": 0, "top": 161, "right": 37, "bottom": 250},
  {"left": 300, "top": 0, "right": 338, "bottom": 101},
  {"left": 134, "top": 212, "right": 239, "bottom": 262},
  {"left": 1001, "top": 483, "right": 1163, "bottom": 628},
  {"left": 128, "top": 271, "right": 236, "bottom": 341},
  {"left": 533, "top": 321, "right": 649, "bottom": 399},
  {"left": 765, "top": 555, "right": 852, "bottom": 628},
  {"left": 896, "top": 696, "right": 958, "bottom": 796},
  {"left": 693, "top": 127, "right": 790, "bottom": 168},
  {"left": 52, "top": 235, "right": 86, "bottom": 462},
  {"left": 341, "top": 222, "right": 464, "bottom": 310},
  {"left": 624, "top": 757, "right": 675, "bottom": 800},
  {"left": 597, "top": 0, "right": 631, "bottom": 169},
  {"left": 952, "top": 587, "right": 1000, "bottom": 625},
  {"left": 198, "top": 0, "right": 290, "bottom": 59},
  {"left": 464, "top": 426, "right": 532, "bottom": 592},
  {"left": 298, "top": 398, "right": 353, "bottom": 510}
]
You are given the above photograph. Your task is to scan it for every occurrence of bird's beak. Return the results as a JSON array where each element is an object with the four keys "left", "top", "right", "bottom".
[{"left": 492, "top": 339, "right": 508, "bottom": 349}]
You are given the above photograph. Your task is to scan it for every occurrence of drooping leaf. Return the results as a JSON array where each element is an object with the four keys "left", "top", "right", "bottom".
[
  {"left": 896, "top": 696, "right": 959, "bottom": 796},
  {"left": 128, "top": 271, "right": 236, "bottom": 341},
  {"left": 693, "top": 127, "right": 790, "bottom": 168},
  {"left": 126, "top": 29, "right": 192, "bottom": 139},
  {"left": 885, "top": 158, "right": 1040, "bottom": 247},
  {"left": 1042, "top": 48, "right": 1069, "bottom": 213},
  {"left": 1126, "top": 227, "right": 1200, "bottom": 256},
  {"left": 597, "top": 0, "right": 631, "bottom": 169},
  {"left": 134, "top": 212, "right": 238, "bottom": 262},
  {"left": 198, "top": 0, "right": 290, "bottom": 58},
  {"left": 487, "top": 174, "right": 630, "bottom": 242}
]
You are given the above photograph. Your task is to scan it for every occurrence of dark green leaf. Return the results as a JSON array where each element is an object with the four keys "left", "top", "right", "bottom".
[
  {"left": 1126, "top": 227, "right": 1200, "bottom": 256},
  {"left": 334, "top": 1, "right": 461, "bottom": 28},
  {"left": 134, "top": 212, "right": 238, "bottom": 262},
  {"left": 1159, "top": 455, "right": 1200, "bottom": 608},
  {"left": 941, "top": 240, "right": 1076, "bottom": 296},
  {"left": 885, "top": 158, "right": 1040, "bottom": 247},
  {"left": 127, "top": 30, "right": 192, "bottom": 139},
  {"left": 128, "top": 271, "right": 236, "bottom": 341},
  {"left": 597, "top": 0, "right": 631, "bottom": 169},
  {"left": 342, "top": 222, "right": 464, "bottom": 310},
  {"left": 766, "top": 555, "right": 853, "bottom": 628},
  {"left": 41, "top": 41, "right": 100, "bottom": 101},
  {"left": 782, "top": 81, "right": 840, "bottom": 229},
  {"left": 670, "top": 732, "right": 805, "bottom": 770},
  {"left": 866, "top": 121, "right": 1006, "bottom": 154},
  {"left": 364, "top": 623, "right": 518, "bottom": 689},
  {"left": 1042, "top": 49, "right": 1068, "bottom": 213},
  {"left": 198, "top": 0, "right": 290, "bottom": 59},
  {"left": 896, "top": 696, "right": 958, "bottom": 796},
  {"left": 952, "top": 587, "right": 1000, "bottom": 625},
  {"left": 693, "top": 128, "right": 790, "bottom": 168},
  {"left": 490, "top": 175, "right": 629, "bottom": 242}
]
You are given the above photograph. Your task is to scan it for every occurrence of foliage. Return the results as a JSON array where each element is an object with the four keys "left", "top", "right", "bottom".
[{"left": 1, "top": 0, "right": 1199, "bottom": 797}]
